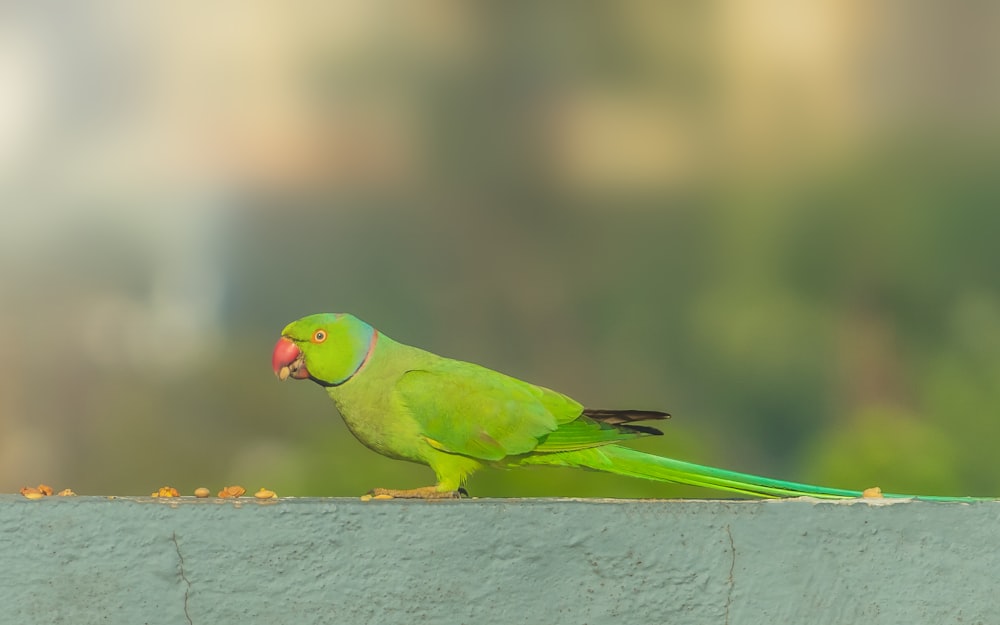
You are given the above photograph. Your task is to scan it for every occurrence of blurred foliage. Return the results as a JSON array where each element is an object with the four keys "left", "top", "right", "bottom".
[{"left": 2, "top": 2, "right": 1000, "bottom": 498}]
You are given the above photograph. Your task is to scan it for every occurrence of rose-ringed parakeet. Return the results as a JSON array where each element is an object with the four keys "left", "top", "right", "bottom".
[{"left": 271, "top": 313, "right": 984, "bottom": 501}]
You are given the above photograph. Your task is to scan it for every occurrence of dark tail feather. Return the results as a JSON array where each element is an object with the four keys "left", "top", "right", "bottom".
[
  {"left": 582, "top": 408, "right": 669, "bottom": 436},
  {"left": 582, "top": 409, "right": 671, "bottom": 424}
]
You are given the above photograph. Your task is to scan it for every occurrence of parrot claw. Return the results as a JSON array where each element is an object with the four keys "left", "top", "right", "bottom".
[{"left": 365, "top": 486, "right": 468, "bottom": 500}]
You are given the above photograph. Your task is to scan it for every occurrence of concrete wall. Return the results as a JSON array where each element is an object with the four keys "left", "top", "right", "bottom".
[{"left": 1, "top": 496, "right": 997, "bottom": 624}]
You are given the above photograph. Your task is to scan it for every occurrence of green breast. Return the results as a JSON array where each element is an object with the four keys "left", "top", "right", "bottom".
[{"left": 324, "top": 336, "right": 430, "bottom": 463}]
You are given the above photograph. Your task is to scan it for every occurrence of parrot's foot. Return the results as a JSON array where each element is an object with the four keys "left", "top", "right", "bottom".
[{"left": 364, "top": 486, "right": 467, "bottom": 500}]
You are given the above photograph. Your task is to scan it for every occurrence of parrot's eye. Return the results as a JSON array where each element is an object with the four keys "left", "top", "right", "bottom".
[{"left": 312, "top": 330, "right": 327, "bottom": 343}]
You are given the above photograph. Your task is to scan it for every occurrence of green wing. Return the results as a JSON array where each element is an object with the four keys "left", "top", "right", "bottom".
[
  {"left": 395, "top": 361, "right": 659, "bottom": 462},
  {"left": 394, "top": 361, "right": 585, "bottom": 461}
]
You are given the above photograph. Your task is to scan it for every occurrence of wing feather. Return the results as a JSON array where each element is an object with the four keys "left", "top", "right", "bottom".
[
  {"left": 394, "top": 360, "right": 667, "bottom": 461},
  {"left": 394, "top": 363, "right": 582, "bottom": 461}
]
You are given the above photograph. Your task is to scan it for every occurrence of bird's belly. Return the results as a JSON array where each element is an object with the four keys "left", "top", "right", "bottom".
[{"left": 328, "top": 390, "right": 426, "bottom": 463}]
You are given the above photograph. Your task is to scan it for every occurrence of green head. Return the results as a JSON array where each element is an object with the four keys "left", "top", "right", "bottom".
[{"left": 271, "top": 313, "right": 377, "bottom": 386}]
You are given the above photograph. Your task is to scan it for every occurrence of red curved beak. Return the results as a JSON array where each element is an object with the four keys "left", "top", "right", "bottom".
[{"left": 272, "top": 337, "right": 310, "bottom": 380}]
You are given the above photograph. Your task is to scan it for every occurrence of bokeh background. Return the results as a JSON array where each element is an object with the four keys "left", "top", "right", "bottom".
[{"left": 2, "top": 2, "right": 1000, "bottom": 498}]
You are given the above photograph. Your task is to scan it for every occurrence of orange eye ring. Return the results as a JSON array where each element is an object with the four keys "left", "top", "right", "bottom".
[{"left": 312, "top": 330, "right": 327, "bottom": 343}]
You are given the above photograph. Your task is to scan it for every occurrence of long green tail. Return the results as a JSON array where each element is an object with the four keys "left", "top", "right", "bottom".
[{"left": 519, "top": 445, "right": 990, "bottom": 501}]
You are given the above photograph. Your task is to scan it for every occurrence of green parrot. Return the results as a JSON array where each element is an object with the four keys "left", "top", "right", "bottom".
[{"left": 272, "top": 312, "right": 984, "bottom": 501}]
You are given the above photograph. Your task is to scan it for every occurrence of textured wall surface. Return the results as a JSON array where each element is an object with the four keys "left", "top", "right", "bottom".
[{"left": 1, "top": 496, "right": 997, "bottom": 624}]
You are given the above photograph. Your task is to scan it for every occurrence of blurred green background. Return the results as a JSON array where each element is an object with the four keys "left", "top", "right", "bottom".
[{"left": 2, "top": 2, "right": 1000, "bottom": 498}]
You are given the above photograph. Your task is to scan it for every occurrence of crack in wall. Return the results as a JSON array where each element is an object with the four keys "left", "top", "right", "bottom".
[
  {"left": 724, "top": 524, "right": 735, "bottom": 625},
  {"left": 172, "top": 532, "right": 194, "bottom": 625}
]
